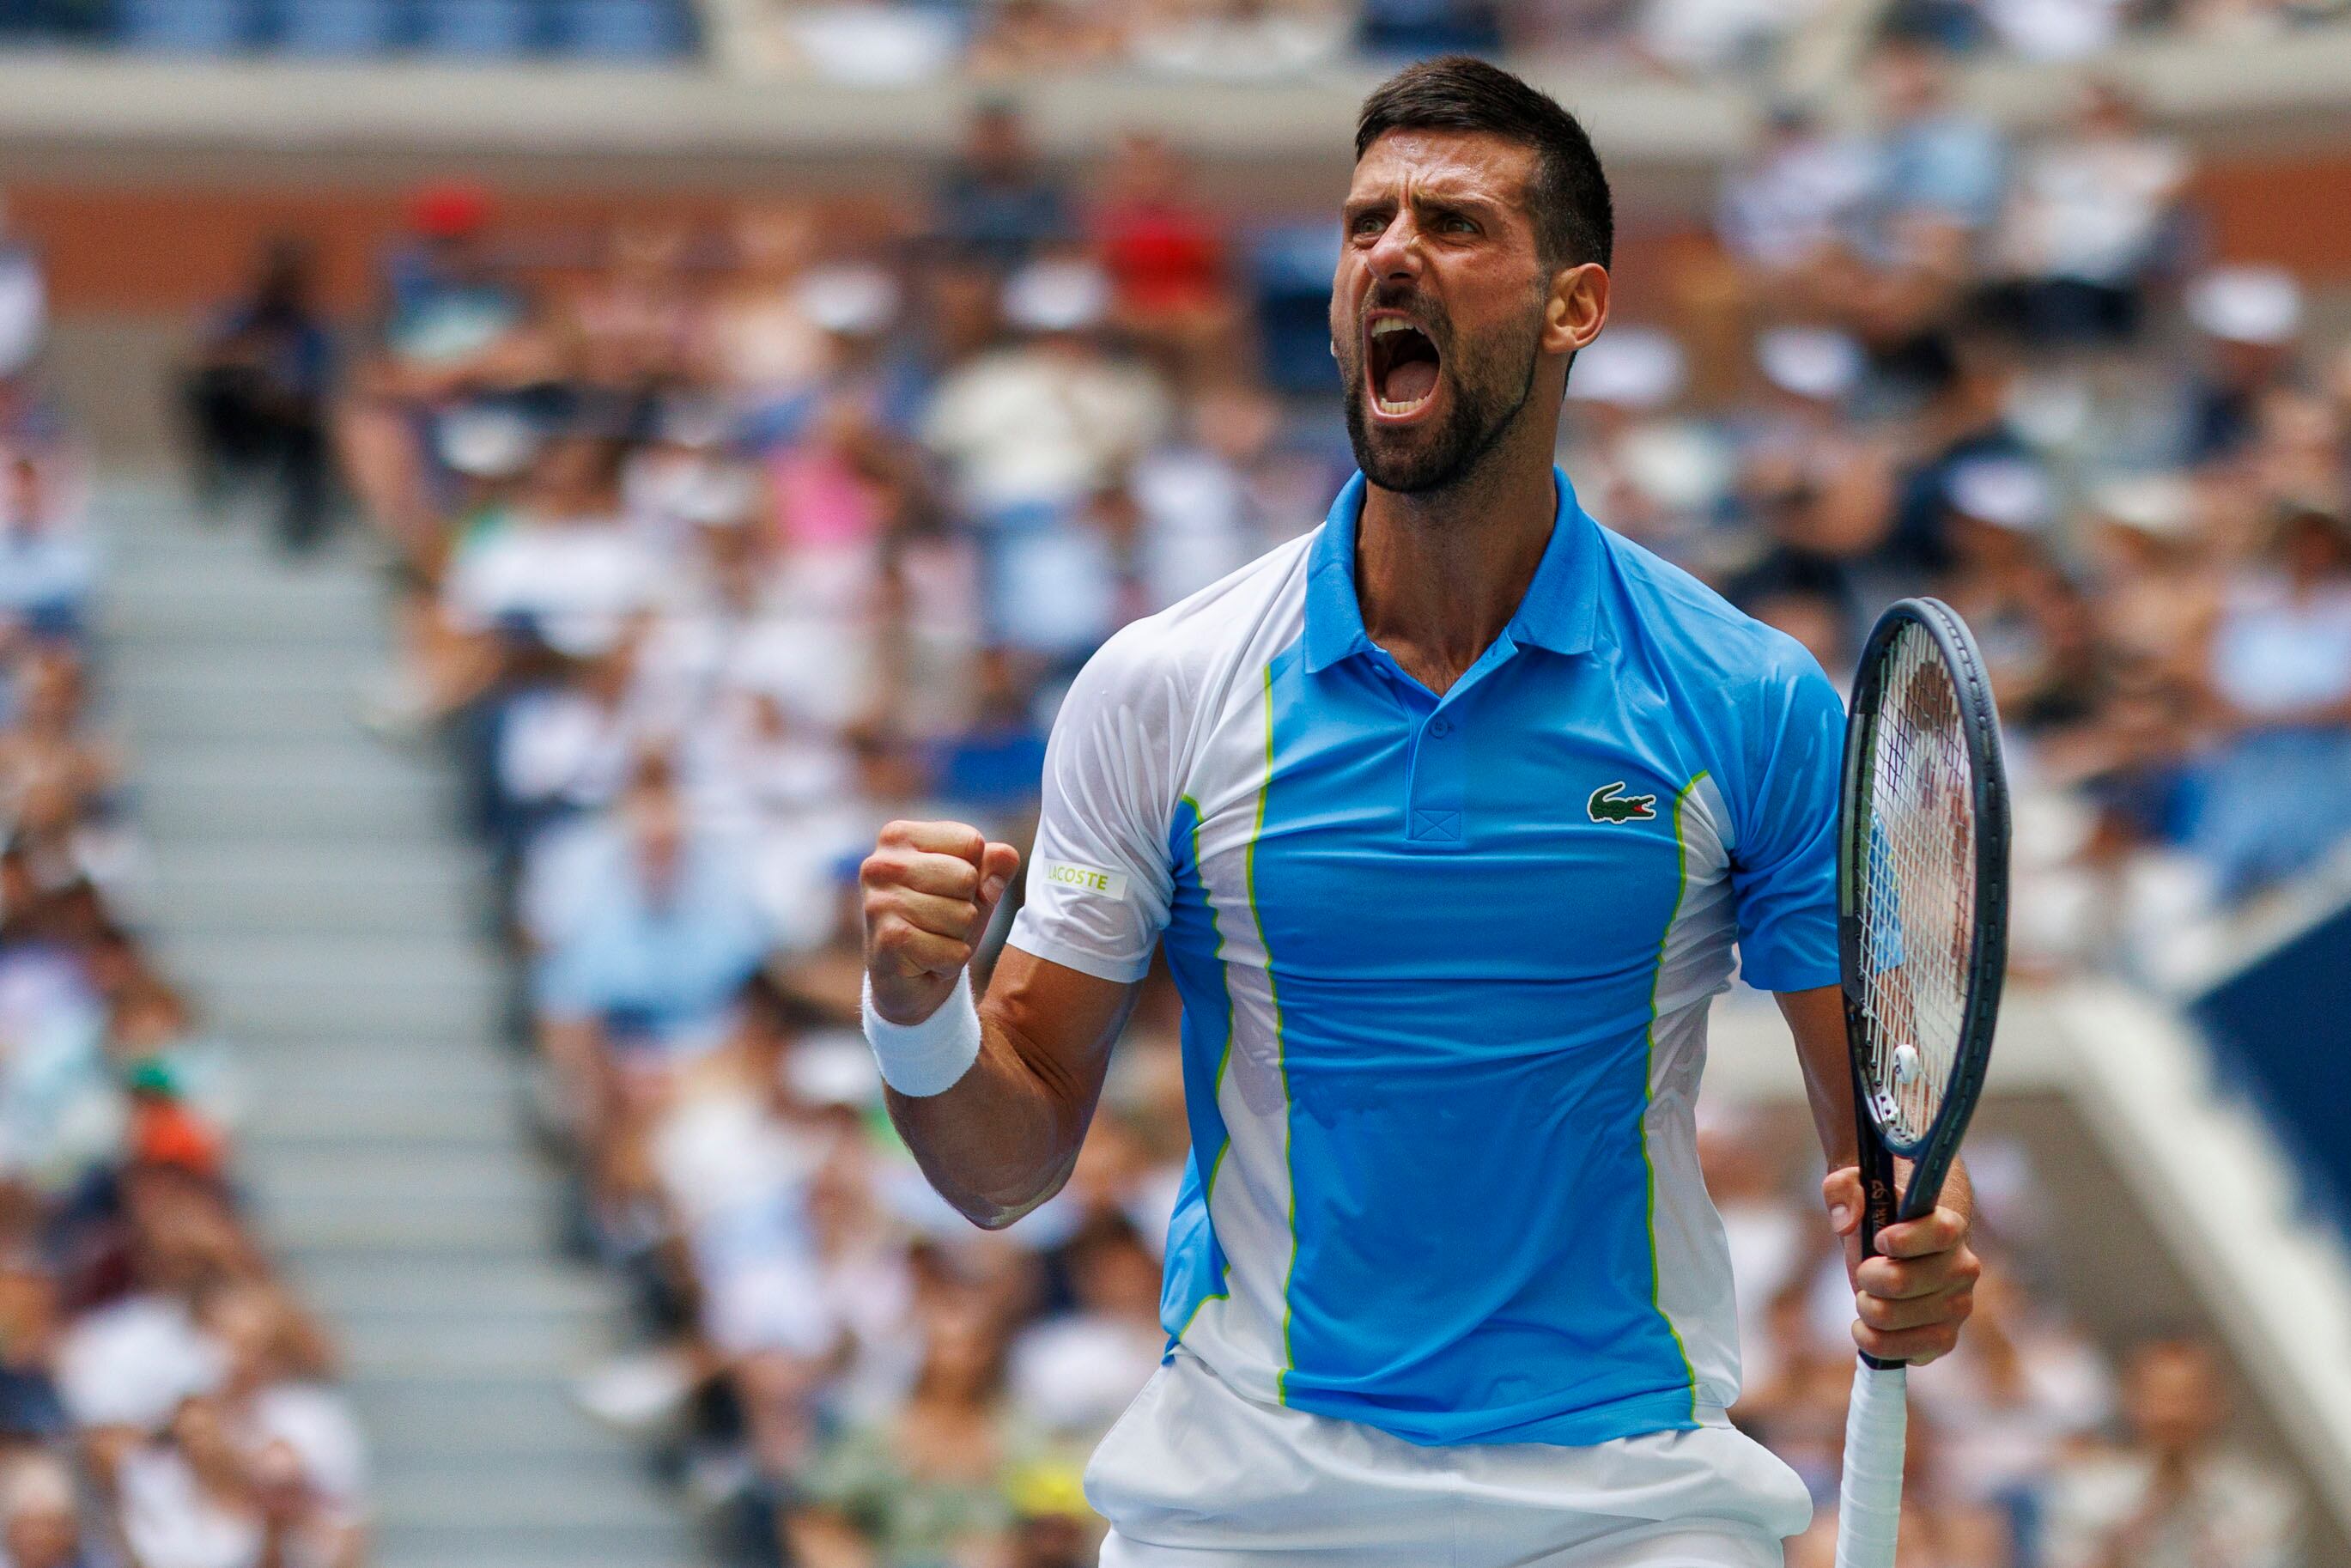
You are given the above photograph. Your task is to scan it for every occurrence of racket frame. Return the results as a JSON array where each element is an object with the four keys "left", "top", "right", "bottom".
[{"left": 1835, "top": 596, "right": 2010, "bottom": 1368}]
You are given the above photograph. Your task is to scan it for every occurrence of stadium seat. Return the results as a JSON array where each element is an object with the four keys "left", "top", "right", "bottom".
[
  {"left": 1248, "top": 222, "right": 1343, "bottom": 396},
  {"left": 552, "top": 0, "right": 681, "bottom": 58},
  {"left": 274, "top": 0, "right": 397, "bottom": 53},
  {"left": 415, "top": 0, "right": 532, "bottom": 54},
  {"left": 118, "top": 0, "right": 254, "bottom": 52}
]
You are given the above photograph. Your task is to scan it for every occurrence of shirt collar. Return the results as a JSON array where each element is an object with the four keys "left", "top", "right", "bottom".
[{"left": 1302, "top": 465, "right": 1602, "bottom": 675}]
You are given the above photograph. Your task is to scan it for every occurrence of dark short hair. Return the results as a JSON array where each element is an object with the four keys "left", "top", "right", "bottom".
[{"left": 1353, "top": 56, "right": 1613, "bottom": 273}]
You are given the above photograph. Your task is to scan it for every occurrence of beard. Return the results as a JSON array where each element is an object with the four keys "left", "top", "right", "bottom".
[{"left": 1338, "top": 295, "right": 1546, "bottom": 495}]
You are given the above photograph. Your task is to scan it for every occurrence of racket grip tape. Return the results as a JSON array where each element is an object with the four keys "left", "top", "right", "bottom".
[{"left": 1832, "top": 1357, "right": 1909, "bottom": 1568}]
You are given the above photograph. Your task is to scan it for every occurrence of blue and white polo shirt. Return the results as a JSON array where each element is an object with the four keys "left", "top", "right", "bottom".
[{"left": 1007, "top": 468, "right": 1846, "bottom": 1450}]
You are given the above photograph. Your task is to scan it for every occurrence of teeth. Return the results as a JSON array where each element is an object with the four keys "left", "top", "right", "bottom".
[
  {"left": 1370, "top": 319, "right": 1413, "bottom": 338},
  {"left": 1376, "top": 396, "right": 1428, "bottom": 416}
]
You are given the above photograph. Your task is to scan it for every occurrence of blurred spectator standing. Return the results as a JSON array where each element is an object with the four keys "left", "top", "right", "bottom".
[
  {"left": 334, "top": 183, "right": 556, "bottom": 570},
  {"left": 930, "top": 103, "right": 1074, "bottom": 276},
  {"left": 1981, "top": 78, "right": 2189, "bottom": 348},
  {"left": 179, "top": 240, "right": 337, "bottom": 553},
  {"left": 2194, "top": 500, "right": 2351, "bottom": 902},
  {"left": 2044, "top": 1338, "right": 2303, "bottom": 1568}
]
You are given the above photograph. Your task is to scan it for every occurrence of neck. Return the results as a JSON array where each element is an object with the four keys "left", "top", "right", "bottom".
[{"left": 1356, "top": 435, "right": 1558, "bottom": 695}]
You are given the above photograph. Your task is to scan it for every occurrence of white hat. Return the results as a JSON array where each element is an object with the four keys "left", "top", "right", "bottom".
[
  {"left": 796, "top": 264, "right": 901, "bottom": 337},
  {"left": 2186, "top": 264, "right": 2302, "bottom": 346},
  {"left": 1944, "top": 457, "right": 2052, "bottom": 532},
  {"left": 1003, "top": 259, "right": 1110, "bottom": 334},
  {"left": 2090, "top": 472, "right": 2195, "bottom": 538},
  {"left": 675, "top": 463, "right": 761, "bottom": 528},
  {"left": 438, "top": 404, "right": 539, "bottom": 478},
  {"left": 1756, "top": 326, "right": 1863, "bottom": 402},
  {"left": 787, "top": 1030, "right": 883, "bottom": 1108},
  {"left": 1565, "top": 326, "right": 1684, "bottom": 410}
]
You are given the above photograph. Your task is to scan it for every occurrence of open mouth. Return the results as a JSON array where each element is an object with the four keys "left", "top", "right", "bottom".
[{"left": 1366, "top": 313, "right": 1442, "bottom": 422}]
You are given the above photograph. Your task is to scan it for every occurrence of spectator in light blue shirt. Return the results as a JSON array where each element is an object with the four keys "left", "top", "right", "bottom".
[
  {"left": 2194, "top": 502, "right": 2351, "bottom": 902},
  {"left": 535, "top": 760, "right": 775, "bottom": 1057},
  {"left": 0, "top": 453, "right": 93, "bottom": 640},
  {"left": 1861, "top": 39, "right": 2007, "bottom": 258}
]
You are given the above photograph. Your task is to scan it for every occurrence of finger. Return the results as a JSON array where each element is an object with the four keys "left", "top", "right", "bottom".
[
  {"left": 1857, "top": 1249, "right": 1978, "bottom": 1301},
  {"left": 978, "top": 841, "right": 1023, "bottom": 908},
  {"left": 1875, "top": 1206, "right": 1970, "bottom": 1259},
  {"left": 1822, "top": 1167, "right": 1862, "bottom": 1235},
  {"left": 869, "top": 919, "right": 973, "bottom": 978},
  {"left": 1853, "top": 1317, "right": 1962, "bottom": 1365},
  {"left": 1856, "top": 1285, "right": 1971, "bottom": 1334},
  {"left": 870, "top": 887, "right": 982, "bottom": 940},
  {"left": 895, "top": 852, "right": 985, "bottom": 901},
  {"left": 884, "top": 820, "right": 987, "bottom": 864}
]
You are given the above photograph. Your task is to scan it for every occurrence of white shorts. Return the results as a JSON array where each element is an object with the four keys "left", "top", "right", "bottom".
[{"left": 1087, "top": 1352, "right": 1813, "bottom": 1568}]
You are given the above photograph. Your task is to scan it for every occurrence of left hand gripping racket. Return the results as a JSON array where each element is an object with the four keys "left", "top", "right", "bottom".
[{"left": 1832, "top": 598, "right": 2010, "bottom": 1568}]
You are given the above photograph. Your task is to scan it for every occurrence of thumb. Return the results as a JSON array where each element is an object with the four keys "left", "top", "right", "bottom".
[
  {"left": 1822, "top": 1166, "right": 1862, "bottom": 1235},
  {"left": 977, "top": 841, "right": 1024, "bottom": 914}
]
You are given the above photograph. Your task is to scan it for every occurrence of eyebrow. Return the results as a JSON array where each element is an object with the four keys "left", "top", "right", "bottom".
[{"left": 1343, "top": 189, "right": 1509, "bottom": 222}]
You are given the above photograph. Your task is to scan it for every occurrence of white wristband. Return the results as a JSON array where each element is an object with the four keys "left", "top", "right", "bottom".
[{"left": 861, "top": 970, "right": 982, "bottom": 1097}]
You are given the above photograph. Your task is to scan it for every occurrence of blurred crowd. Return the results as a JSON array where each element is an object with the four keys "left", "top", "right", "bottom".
[
  {"left": 7, "top": 0, "right": 2349, "bottom": 77},
  {"left": 0, "top": 215, "right": 369, "bottom": 1568},
  {"left": 715, "top": 0, "right": 2351, "bottom": 86},
  {"left": 0, "top": 26, "right": 2335, "bottom": 1567},
  {"left": 148, "top": 44, "right": 2334, "bottom": 1565}
]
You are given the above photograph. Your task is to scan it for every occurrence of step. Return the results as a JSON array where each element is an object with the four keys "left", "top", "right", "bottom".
[
  {"left": 345, "top": 1375, "right": 641, "bottom": 1461},
  {"left": 147, "top": 850, "right": 483, "bottom": 938},
  {"left": 112, "top": 682, "right": 386, "bottom": 743},
  {"left": 246, "top": 1138, "right": 544, "bottom": 1198},
  {"left": 340, "top": 1316, "right": 623, "bottom": 1380},
  {"left": 257, "top": 1197, "right": 558, "bottom": 1255},
  {"left": 240, "top": 1079, "right": 522, "bottom": 1145},
  {"left": 295, "top": 1256, "right": 611, "bottom": 1321},
  {"left": 371, "top": 1521, "right": 702, "bottom": 1567},
  {"left": 137, "top": 739, "right": 449, "bottom": 793},
  {"left": 374, "top": 1468, "right": 685, "bottom": 1535},
  {"left": 130, "top": 769, "right": 456, "bottom": 842},
  {"left": 160, "top": 932, "right": 502, "bottom": 995}
]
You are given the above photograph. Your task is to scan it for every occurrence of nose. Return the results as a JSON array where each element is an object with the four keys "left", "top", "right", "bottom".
[{"left": 1361, "top": 210, "right": 1425, "bottom": 285}]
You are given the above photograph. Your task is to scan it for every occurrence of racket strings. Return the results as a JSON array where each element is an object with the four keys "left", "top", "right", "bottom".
[{"left": 1856, "top": 623, "right": 1976, "bottom": 1146}]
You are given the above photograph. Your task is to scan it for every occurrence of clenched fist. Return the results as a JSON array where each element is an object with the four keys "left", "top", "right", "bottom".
[{"left": 860, "top": 820, "right": 1024, "bottom": 1025}]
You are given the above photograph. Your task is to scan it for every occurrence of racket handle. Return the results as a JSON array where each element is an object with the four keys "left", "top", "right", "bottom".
[{"left": 1832, "top": 1357, "right": 1909, "bottom": 1568}]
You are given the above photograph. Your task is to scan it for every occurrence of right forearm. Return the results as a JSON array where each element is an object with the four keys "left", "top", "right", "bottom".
[
  {"left": 885, "top": 1006, "right": 1097, "bottom": 1230},
  {"left": 861, "top": 824, "right": 1133, "bottom": 1231}
]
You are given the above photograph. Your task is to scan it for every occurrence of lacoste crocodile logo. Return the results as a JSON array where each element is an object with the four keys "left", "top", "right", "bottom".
[{"left": 1587, "top": 781, "right": 1658, "bottom": 824}]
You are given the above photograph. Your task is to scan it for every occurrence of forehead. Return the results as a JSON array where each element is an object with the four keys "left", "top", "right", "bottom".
[{"left": 1346, "top": 128, "right": 1540, "bottom": 210}]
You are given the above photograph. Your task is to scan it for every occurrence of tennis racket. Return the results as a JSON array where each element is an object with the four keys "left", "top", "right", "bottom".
[{"left": 1831, "top": 598, "right": 2009, "bottom": 1568}]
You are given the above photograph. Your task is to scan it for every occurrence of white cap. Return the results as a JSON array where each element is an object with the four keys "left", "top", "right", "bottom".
[
  {"left": 1756, "top": 326, "right": 1863, "bottom": 402},
  {"left": 1565, "top": 326, "right": 1684, "bottom": 410},
  {"left": 1945, "top": 456, "right": 2052, "bottom": 532},
  {"left": 1003, "top": 259, "right": 1110, "bottom": 334},
  {"left": 675, "top": 462, "right": 761, "bottom": 528},
  {"left": 438, "top": 404, "right": 539, "bottom": 478},
  {"left": 788, "top": 1030, "right": 884, "bottom": 1108},
  {"left": 797, "top": 264, "right": 901, "bottom": 337},
  {"left": 2090, "top": 472, "right": 2195, "bottom": 538},
  {"left": 2186, "top": 264, "right": 2302, "bottom": 346}
]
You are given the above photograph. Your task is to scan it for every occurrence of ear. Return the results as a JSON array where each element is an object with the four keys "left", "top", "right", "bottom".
[{"left": 1542, "top": 262, "right": 1609, "bottom": 359}]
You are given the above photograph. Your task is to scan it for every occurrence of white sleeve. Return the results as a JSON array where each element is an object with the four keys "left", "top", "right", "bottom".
[{"left": 1008, "top": 625, "right": 1180, "bottom": 983}]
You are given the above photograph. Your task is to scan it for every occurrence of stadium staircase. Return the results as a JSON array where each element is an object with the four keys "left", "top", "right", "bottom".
[{"left": 96, "top": 481, "right": 705, "bottom": 1568}]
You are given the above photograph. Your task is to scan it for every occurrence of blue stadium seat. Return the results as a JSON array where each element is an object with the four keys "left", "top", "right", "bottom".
[
  {"left": 415, "top": 0, "right": 531, "bottom": 54},
  {"left": 1249, "top": 222, "right": 1344, "bottom": 396},
  {"left": 118, "top": 0, "right": 253, "bottom": 51},
  {"left": 274, "top": 0, "right": 395, "bottom": 53},
  {"left": 553, "top": 0, "right": 680, "bottom": 58}
]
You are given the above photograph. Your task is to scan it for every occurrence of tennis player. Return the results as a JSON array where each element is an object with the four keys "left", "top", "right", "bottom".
[{"left": 860, "top": 57, "right": 1980, "bottom": 1567}]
